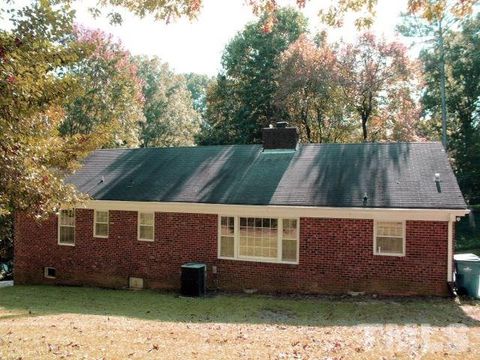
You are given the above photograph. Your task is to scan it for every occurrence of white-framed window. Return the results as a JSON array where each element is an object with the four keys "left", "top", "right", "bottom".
[
  {"left": 374, "top": 220, "right": 406, "bottom": 256},
  {"left": 44, "top": 267, "right": 56, "bottom": 279},
  {"left": 219, "top": 216, "right": 235, "bottom": 258},
  {"left": 138, "top": 212, "right": 154, "bottom": 241},
  {"left": 218, "top": 216, "right": 299, "bottom": 264},
  {"left": 58, "top": 209, "right": 75, "bottom": 246},
  {"left": 94, "top": 210, "right": 109, "bottom": 238}
]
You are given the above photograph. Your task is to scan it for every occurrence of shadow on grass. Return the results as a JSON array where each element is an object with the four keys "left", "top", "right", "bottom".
[{"left": 0, "top": 285, "right": 478, "bottom": 327}]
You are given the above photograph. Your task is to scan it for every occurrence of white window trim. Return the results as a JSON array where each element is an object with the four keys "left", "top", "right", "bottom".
[
  {"left": 373, "top": 220, "right": 406, "bottom": 257},
  {"left": 138, "top": 212, "right": 155, "bottom": 242},
  {"left": 58, "top": 209, "right": 75, "bottom": 247},
  {"left": 44, "top": 267, "right": 56, "bottom": 279},
  {"left": 217, "top": 216, "right": 299, "bottom": 265},
  {"left": 93, "top": 210, "right": 109, "bottom": 238}
]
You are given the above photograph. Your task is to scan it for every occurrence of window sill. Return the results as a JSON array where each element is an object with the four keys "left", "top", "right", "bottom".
[
  {"left": 373, "top": 252, "right": 405, "bottom": 257},
  {"left": 138, "top": 238, "right": 154, "bottom": 242},
  {"left": 58, "top": 242, "right": 75, "bottom": 247},
  {"left": 94, "top": 235, "right": 109, "bottom": 239},
  {"left": 218, "top": 256, "right": 298, "bottom": 265}
]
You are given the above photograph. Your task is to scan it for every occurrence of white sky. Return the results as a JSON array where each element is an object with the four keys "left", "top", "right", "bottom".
[
  {"left": 73, "top": 0, "right": 409, "bottom": 75},
  {"left": 1, "top": 0, "right": 409, "bottom": 75}
]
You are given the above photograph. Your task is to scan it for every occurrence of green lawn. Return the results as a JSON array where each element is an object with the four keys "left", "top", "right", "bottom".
[
  {"left": 0, "top": 285, "right": 479, "bottom": 359},
  {"left": 0, "top": 285, "right": 477, "bottom": 326}
]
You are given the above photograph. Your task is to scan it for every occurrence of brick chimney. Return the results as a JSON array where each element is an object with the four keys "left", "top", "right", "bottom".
[{"left": 262, "top": 121, "right": 298, "bottom": 150}]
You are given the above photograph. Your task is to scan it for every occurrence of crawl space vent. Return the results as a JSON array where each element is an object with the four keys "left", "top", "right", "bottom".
[{"left": 129, "top": 277, "right": 144, "bottom": 289}]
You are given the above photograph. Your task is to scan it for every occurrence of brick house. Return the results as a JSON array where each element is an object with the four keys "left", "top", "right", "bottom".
[{"left": 15, "top": 123, "right": 468, "bottom": 296}]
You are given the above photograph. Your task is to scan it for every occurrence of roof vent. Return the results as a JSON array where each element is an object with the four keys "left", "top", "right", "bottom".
[
  {"left": 262, "top": 121, "right": 298, "bottom": 151},
  {"left": 435, "top": 173, "right": 442, "bottom": 193}
]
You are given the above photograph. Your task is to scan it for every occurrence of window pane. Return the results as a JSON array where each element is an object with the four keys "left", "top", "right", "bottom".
[
  {"left": 282, "top": 239, "right": 297, "bottom": 262},
  {"left": 238, "top": 217, "right": 277, "bottom": 259},
  {"left": 221, "top": 217, "right": 234, "bottom": 236},
  {"left": 271, "top": 219, "right": 277, "bottom": 229},
  {"left": 140, "top": 225, "right": 154, "bottom": 240},
  {"left": 376, "top": 236, "right": 403, "bottom": 254},
  {"left": 220, "top": 236, "right": 234, "bottom": 257},
  {"left": 96, "top": 211, "right": 108, "bottom": 223},
  {"left": 60, "top": 210, "right": 74, "bottom": 226},
  {"left": 95, "top": 223, "right": 108, "bottom": 237},
  {"left": 376, "top": 222, "right": 403, "bottom": 237},
  {"left": 140, "top": 213, "right": 154, "bottom": 226},
  {"left": 60, "top": 226, "right": 74, "bottom": 244},
  {"left": 283, "top": 227, "right": 296, "bottom": 239}
]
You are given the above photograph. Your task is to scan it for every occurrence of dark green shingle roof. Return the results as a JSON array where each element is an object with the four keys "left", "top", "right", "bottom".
[{"left": 67, "top": 142, "right": 467, "bottom": 209}]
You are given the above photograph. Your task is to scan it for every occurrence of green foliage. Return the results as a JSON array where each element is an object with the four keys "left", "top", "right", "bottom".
[
  {"left": 275, "top": 35, "right": 357, "bottom": 143},
  {"left": 134, "top": 56, "right": 200, "bottom": 147},
  {"left": 199, "top": 8, "right": 307, "bottom": 145},
  {"left": 337, "top": 33, "right": 421, "bottom": 141},
  {"left": 456, "top": 209, "right": 480, "bottom": 251},
  {"left": 0, "top": 214, "right": 13, "bottom": 261},
  {"left": 420, "top": 14, "right": 480, "bottom": 204},
  {"left": 199, "top": 8, "right": 421, "bottom": 145},
  {"left": 0, "top": 1, "right": 94, "bottom": 217},
  {"left": 183, "top": 72, "right": 214, "bottom": 116},
  {"left": 88, "top": 0, "right": 202, "bottom": 24},
  {"left": 60, "top": 28, "right": 145, "bottom": 148}
]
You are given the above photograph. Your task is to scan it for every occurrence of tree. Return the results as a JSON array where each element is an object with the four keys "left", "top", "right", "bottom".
[
  {"left": 398, "top": 0, "right": 479, "bottom": 147},
  {"left": 420, "top": 14, "right": 480, "bottom": 204},
  {"left": 134, "top": 56, "right": 200, "bottom": 147},
  {"left": 200, "top": 7, "right": 307, "bottom": 144},
  {"left": 337, "top": 33, "right": 421, "bottom": 141},
  {"left": 60, "top": 28, "right": 145, "bottom": 148},
  {"left": 0, "top": 1, "right": 99, "bottom": 218},
  {"left": 183, "top": 73, "right": 214, "bottom": 116},
  {"left": 85, "top": 0, "right": 477, "bottom": 30},
  {"left": 275, "top": 35, "right": 356, "bottom": 143}
]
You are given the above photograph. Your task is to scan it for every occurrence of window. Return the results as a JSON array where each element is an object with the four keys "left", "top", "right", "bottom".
[
  {"left": 58, "top": 209, "right": 75, "bottom": 246},
  {"left": 138, "top": 212, "right": 154, "bottom": 241},
  {"left": 94, "top": 210, "right": 109, "bottom": 238},
  {"left": 282, "top": 219, "right": 298, "bottom": 262},
  {"left": 374, "top": 221, "right": 405, "bottom": 256},
  {"left": 218, "top": 216, "right": 298, "bottom": 264},
  {"left": 44, "top": 267, "right": 56, "bottom": 279},
  {"left": 220, "top": 216, "right": 235, "bottom": 257}
]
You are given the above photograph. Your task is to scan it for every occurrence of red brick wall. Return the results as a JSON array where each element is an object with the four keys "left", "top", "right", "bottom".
[{"left": 14, "top": 211, "right": 451, "bottom": 296}]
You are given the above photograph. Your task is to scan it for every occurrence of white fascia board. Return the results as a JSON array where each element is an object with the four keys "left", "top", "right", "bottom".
[{"left": 80, "top": 200, "right": 469, "bottom": 221}]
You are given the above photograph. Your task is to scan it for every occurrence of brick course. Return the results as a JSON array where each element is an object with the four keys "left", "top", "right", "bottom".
[{"left": 14, "top": 210, "right": 451, "bottom": 296}]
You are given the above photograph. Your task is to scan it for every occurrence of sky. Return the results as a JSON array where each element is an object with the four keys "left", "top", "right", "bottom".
[
  {"left": 1, "top": 0, "right": 409, "bottom": 75},
  {"left": 73, "top": 0, "right": 409, "bottom": 76}
]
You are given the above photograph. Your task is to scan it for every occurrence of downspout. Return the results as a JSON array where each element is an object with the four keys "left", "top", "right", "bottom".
[{"left": 447, "top": 214, "right": 454, "bottom": 282}]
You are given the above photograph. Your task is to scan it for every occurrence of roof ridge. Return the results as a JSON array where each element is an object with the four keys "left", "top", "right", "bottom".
[
  {"left": 93, "top": 144, "right": 263, "bottom": 152},
  {"left": 93, "top": 141, "right": 441, "bottom": 152}
]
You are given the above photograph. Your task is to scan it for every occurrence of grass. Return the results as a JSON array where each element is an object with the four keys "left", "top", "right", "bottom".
[{"left": 0, "top": 285, "right": 480, "bottom": 359}]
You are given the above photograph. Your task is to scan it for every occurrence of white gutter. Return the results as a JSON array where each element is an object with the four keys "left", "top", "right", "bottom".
[{"left": 80, "top": 200, "right": 470, "bottom": 222}]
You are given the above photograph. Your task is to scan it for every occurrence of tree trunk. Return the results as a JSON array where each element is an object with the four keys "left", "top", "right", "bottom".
[
  {"left": 362, "top": 115, "right": 368, "bottom": 141},
  {"left": 438, "top": 19, "right": 448, "bottom": 148}
]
